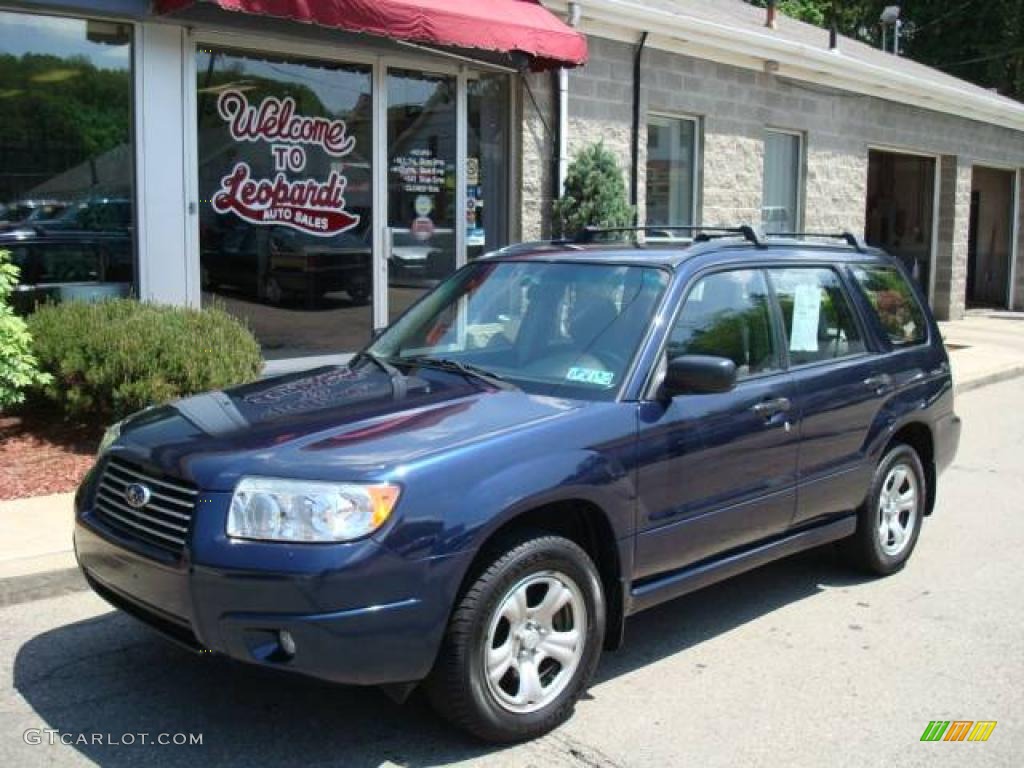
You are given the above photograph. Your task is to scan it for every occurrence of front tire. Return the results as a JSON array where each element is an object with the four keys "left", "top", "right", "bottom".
[
  {"left": 847, "top": 443, "right": 926, "bottom": 575},
  {"left": 426, "top": 534, "right": 605, "bottom": 742}
]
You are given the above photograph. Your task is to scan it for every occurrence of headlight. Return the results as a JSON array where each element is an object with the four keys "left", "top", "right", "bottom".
[
  {"left": 227, "top": 477, "right": 401, "bottom": 543},
  {"left": 97, "top": 421, "right": 122, "bottom": 456}
]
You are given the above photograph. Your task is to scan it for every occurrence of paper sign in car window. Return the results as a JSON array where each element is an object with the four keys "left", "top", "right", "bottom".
[
  {"left": 790, "top": 283, "right": 821, "bottom": 352},
  {"left": 567, "top": 367, "right": 615, "bottom": 387}
]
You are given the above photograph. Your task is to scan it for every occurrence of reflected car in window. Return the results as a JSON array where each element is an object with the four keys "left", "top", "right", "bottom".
[
  {"left": 200, "top": 224, "right": 372, "bottom": 307},
  {"left": 0, "top": 228, "right": 132, "bottom": 313},
  {"left": 39, "top": 197, "right": 133, "bottom": 232},
  {"left": 0, "top": 199, "right": 69, "bottom": 231}
]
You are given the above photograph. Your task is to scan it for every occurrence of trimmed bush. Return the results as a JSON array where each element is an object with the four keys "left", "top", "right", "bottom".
[
  {"left": 0, "top": 250, "right": 51, "bottom": 411},
  {"left": 28, "top": 299, "right": 262, "bottom": 421},
  {"left": 552, "top": 141, "right": 634, "bottom": 238}
]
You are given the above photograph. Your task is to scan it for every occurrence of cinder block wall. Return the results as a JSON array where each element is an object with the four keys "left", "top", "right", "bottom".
[
  {"left": 933, "top": 157, "right": 972, "bottom": 320},
  {"left": 519, "top": 35, "right": 1024, "bottom": 318}
]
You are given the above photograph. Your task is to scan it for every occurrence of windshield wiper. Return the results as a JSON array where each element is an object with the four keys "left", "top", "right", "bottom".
[
  {"left": 352, "top": 351, "right": 408, "bottom": 399},
  {"left": 407, "top": 356, "right": 518, "bottom": 391}
]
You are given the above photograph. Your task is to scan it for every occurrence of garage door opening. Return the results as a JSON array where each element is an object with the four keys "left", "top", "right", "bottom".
[
  {"left": 968, "top": 166, "right": 1014, "bottom": 309},
  {"left": 865, "top": 150, "right": 936, "bottom": 300}
]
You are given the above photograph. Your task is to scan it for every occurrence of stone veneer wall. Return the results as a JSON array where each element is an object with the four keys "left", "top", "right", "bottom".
[{"left": 518, "top": 34, "right": 1024, "bottom": 318}]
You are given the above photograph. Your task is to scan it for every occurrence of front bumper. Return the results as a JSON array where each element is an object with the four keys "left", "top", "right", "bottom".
[{"left": 74, "top": 497, "right": 470, "bottom": 687}]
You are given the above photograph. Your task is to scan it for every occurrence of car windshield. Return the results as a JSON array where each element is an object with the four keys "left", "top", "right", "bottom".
[{"left": 368, "top": 260, "right": 670, "bottom": 401}]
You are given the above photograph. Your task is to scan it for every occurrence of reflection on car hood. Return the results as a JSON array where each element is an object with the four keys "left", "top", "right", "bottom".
[{"left": 114, "top": 363, "right": 586, "bottom": 490}]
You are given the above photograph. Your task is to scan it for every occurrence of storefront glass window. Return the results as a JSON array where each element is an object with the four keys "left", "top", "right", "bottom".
[
  {"left": 467, "top": 74, "right": 510, "bottom": 258},
  {"left": 196, "top": 48, "right": 373, "bottom": 359},
  {"left": 646, "top": 115, "right": 697, "bottom": 232},
  {"left": 0, "top": 11, "right": 134, "bottom": 312},
  {"left": 386, "top": 69, "right": 457, "bottom": 324},
  {"left": 762, "top": 130, "right": 803, "bottom": 234}
]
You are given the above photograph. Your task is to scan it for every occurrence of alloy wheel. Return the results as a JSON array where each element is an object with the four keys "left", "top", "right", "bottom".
[
  {"left": 877, "top": 462, "right": 919, "bottom": 557},
  {"left": 483, "top": 570, "right": 587, "bottom": 714}
]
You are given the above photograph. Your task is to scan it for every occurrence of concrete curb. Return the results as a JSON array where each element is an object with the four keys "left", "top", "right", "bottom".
[
  {"left": 3, "top": 364, "right": 1023, "bottom": 607},
  {"left": 954, "top": 364, "right": 1024, "bottom": 395}
]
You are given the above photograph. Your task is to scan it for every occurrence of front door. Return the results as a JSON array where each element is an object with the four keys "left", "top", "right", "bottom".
[
  {"left": 385, "top": 69, "right": 458, "bottom": 325},
  {"left": 635, "top": 268, "right": 799, "bottom": 580}
]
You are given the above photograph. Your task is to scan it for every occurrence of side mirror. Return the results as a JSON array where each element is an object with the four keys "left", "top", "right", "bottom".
[{"left": 661, "top": 355, "right": 737, "bottom": 397}]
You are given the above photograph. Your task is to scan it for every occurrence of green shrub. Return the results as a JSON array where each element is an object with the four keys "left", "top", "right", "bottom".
[
  {"left": 0, "top": 250, "right": 52, "bottom": 411},
  {"left": 28, "top": 298, "right": 262, "bottom": 421},
  {"left": 552, "top": 141, "right": 634, "bottom": 238}
]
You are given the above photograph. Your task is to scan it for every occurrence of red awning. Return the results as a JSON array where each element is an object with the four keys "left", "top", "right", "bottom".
[{"left": 157, "top": 0, "right": 587, "bottom": 70}]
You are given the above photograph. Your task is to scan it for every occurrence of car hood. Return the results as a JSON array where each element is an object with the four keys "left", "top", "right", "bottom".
[{"left": 112, "top": 363, "right": 587, "bottom": 490}]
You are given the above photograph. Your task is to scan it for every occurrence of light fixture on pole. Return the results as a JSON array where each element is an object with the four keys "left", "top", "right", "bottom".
[{"left": 880, "top": 5, "right": 902, "bottom": 55}]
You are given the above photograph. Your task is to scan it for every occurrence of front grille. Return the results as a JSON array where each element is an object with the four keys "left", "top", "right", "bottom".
[{"left": 94, "top": 457, "right": 197, "bottom": 555}]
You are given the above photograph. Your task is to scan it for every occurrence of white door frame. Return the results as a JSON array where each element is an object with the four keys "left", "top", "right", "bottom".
[{"left": 1011, "top": 168, "right": 1021, "bottom": 310}]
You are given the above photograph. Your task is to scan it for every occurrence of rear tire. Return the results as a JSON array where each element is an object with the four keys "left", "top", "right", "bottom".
[
  {"left": 426, "top": 533, "right": 605, "bottom": 742},
  {"left": 846, "top": 443, "right": 926, "bottom": 575}
]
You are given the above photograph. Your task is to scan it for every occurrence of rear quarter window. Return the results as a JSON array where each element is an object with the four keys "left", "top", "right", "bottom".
[{"left": 851, "top": 265, "right": 927, "bottom": 346}]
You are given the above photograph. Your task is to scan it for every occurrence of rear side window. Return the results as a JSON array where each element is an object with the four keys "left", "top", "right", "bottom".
[
  {"left": 669, "top": 269, "right": 780, "bottom": 380},
  {"left": 851, "top": 266, "right": 927, "bottom": 346},
  {"left": 767, "top": 267, "right": 866, "bottom": 366}
]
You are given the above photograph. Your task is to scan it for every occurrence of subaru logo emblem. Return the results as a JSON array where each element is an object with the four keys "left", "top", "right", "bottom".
[{"left": 124, "top": 483, "right": 152, "bottom": 509}]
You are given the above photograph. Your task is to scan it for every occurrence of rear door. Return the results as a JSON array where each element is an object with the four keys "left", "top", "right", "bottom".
[
  {"left": 764, "top": 266, "right": 882, "bottom": 526},
  {"left": 634, "top": 268, "right": 799, "bottom": 579}
]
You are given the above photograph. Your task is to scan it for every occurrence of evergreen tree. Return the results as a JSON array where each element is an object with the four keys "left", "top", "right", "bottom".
[{"left": 553, "top": 142, "right": 634, "bottom": 238}]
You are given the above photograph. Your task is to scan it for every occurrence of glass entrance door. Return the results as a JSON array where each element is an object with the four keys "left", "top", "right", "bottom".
[{"left": 385, "top": 69, "right": 458, "bottom": 324}]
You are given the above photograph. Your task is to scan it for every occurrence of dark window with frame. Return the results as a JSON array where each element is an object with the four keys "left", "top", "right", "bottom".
[
  {"left": 668, "top": 269, "right": 780, "bottom": 380},
  {"left": 767, "top": 267, "right": 866, "bottom": 366},
  {"left": 850, "top": 265, "right": 928, "bottom": 346}
]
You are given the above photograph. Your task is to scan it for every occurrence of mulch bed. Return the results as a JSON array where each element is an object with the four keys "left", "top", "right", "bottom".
[{"left": 0, "top": 402, "right": 102, "bottom": 500}]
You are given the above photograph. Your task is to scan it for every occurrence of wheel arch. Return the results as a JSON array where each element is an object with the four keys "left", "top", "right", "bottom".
[
  {"left": 885, "top": 421, "right": 936, "bottom": 515},
  {"left": 450, "top": 497, "right": 628, "bottom": 652}
]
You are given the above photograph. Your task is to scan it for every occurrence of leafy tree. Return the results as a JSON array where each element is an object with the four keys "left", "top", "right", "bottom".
[
  {"left": 0, "top": 250, "right": 51, "bottom": 410},
  {"left": 745, "top": 1, "right": 1024, "bottom": 103},
  {"left": 553, "top": 142, "right": 634, "bottom": 238}
]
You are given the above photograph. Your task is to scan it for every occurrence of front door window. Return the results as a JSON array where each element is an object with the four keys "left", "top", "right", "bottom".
[{"left": 386, "top": 69, "right": 458, "bottom": 324}]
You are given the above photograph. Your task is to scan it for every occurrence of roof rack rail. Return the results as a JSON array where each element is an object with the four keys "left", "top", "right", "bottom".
[
  {"left": 765, "top": 230, "right": 866, "bottom": 252},
  {"left": 575, "top": 224, "right": 765, "bottom": 247}
]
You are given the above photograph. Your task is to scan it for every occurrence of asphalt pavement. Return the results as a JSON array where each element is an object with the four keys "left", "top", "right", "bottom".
[{"left": 1, "top": 378, "right": 1021, "bottom": 767}]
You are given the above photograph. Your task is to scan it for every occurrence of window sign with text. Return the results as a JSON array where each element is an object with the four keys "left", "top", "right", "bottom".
[{"left": 196, "top": 48, "right": 374, "bottom": 359}]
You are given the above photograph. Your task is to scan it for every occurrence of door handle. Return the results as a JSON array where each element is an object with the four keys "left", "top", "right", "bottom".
[
  {"left": 864, "top": 374, "right": 893, "bottom": 393},
  {"left": 751, "top": 397, "right": 791, "bottom": 419}
]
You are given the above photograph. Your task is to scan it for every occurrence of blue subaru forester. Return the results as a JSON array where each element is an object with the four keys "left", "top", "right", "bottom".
[{"left": 75, "top": 227, "right": 960, "bottom": 742}]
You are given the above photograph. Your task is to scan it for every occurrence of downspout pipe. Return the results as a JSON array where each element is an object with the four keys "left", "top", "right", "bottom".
[
  {"left": 556, "top": 2, "right": 583, "bottom": 201},
  {"left": 630, "top": 30, "right": 648, "bottom": 225}
]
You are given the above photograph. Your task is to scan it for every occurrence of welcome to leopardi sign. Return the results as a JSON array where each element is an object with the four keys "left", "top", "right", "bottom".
[{"left": 211, "top": 90, "right": 361, "bottom": 238}]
